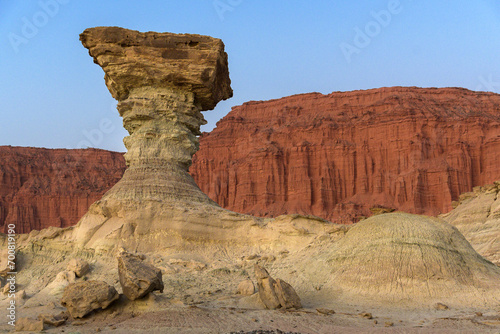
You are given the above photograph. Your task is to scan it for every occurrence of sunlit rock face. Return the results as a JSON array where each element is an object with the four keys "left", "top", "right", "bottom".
[
  {"left": 73, "top": 27, "right": 242, "bottom": 251},
  {"left": 191, "top": 87, "right": 500, "bottom": 223},
  {"left": 79, "top": 26, "right": 233, "bottom": 211}
]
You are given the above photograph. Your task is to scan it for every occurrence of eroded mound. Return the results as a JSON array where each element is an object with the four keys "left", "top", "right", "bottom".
[{"left": 293, "top": 213, "right": 500, "bottom": 307}]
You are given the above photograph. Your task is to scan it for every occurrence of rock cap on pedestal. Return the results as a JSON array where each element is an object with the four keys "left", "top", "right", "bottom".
[{"left": 80, "top": 26, "right": 232, "bottom": 109}]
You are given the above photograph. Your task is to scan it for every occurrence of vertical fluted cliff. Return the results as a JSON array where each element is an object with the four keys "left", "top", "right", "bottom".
[
  {"left": 4, "top": 87, "right": 500, "bottom": 233},
  {"left": 0, "top": 146, "right": 125, "bottom": 233},
  {"left": 190, "top": 87, "right": 500, "bottom": 223}
]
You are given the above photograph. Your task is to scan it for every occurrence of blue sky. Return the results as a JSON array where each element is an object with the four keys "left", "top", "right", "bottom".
[{"left": 1, "top": 0, "right": 499, "bottom": 152}]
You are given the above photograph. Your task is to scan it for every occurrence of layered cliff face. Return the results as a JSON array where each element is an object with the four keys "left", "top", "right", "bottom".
[
  {"left": 4, "top": 87, "right": 500, "bottom": 233},
  {"left": 73, "top": 26, "right": 244, "bottom": 251},
  {"left": 442, "top": 181, "right": 500, "bottom": 265},
  {"left": 190, "top": 87, "right": 500, "bottom": 223},
  {"left": 0, "top": 146, "right": 125, "bottom": 233}
]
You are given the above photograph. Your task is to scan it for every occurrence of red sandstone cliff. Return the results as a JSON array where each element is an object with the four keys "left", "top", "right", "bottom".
[
  {"left": 0, "top": 146, "right": 125, "bottom": 233},
  {"left": 3, "top": 87, "right": 500, "bottom": 232},
  {"left": 190, "top": 87, "right": 500, "bottom": 223}
]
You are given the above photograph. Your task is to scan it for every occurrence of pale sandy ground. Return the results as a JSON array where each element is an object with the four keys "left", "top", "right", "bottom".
[
  {"left": 2, "top": 267, "right": 500, "bottom": 334},
  {"left": 5, "top": 302, "right": 500, "bottom": 334},
  {"left": 1, "top": 212, "right": 499, "bottom": 333}
]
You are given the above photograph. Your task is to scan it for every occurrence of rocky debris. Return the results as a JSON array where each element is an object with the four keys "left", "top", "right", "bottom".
[
  {"left": 15, "top": 317, "right": 44, "bottom": 332},
  {"left": 190, "top": 87, "right": 500, "bottom": 224},
  {"left": 369, "top": 206, "right": 395, "bottom": 215},
  {"left": 37, "top": 312, "right": 67, "bottom": 327},
  {"left": 0, "top": 146, "right": 125, "bottom": 233},
  {"left": 60, "top": 280, "right": 119, "bottom": 318},
  {"left": 2, "top": 282, "right": 11, "bottom": 294},
  {"left": 168, "top": 258, "right": 207, "bottom": 271},
  {"left": 118, "top": 251, "right": 164, "bottom": 300},
  {"left": 316, "top": 308, "right": 335, "bottom": 315},
  {"left": 442, "top": 181, "right": 500, "bottom": 265},
  {"left": 42, "top": 270, "right": 77, "bottom": 297},
  {"left": 237, "top": 279, "right": 256, "bottom": 296},
  {"left": 67, "top": 258, "right": 90, "bottom": 277},
  {"left": 359, "top": 312, "right": 373, "bottom": 319},
  {"left": 254, "top": 265, "right": 301, "bottom": 310},
  {"left": 0, "top": 248, "right": 14, "bottom": 276},
  {"left": 435, "top": 303, "right": 449, "bottom": 310},
  {"left": 16, "top": 289, "right": 26, "bottom": 301},
  {"left": 230, "top": 330, "right": 303, "bottom": 334}
]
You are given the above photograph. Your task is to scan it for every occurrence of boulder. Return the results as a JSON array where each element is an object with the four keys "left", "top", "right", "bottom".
[
  {"left": 118, "top": 252, "right": 164, "bottom": 300},
  {"left": 37, "top": 312, "right": 67, "bottom": 327},
  {"left": 254, "top": 265, "right": 301, "bottom": 309},
  {"left": 61, "top": 281, "right": 119, "bottom": 318},
  {"left": 43, "top": 270, "right": 77, "bottom": 297},
  {"left": 237, "top": 279, "right": 256, "bottom": 296},
  {"left": 274, "top": 278, "right": 302, "bottom": 309},
  {"left": 67, "top": 258, "right": 90, "bottom": 277},
  {"left": 15, "top": 317, "right": 44, "bottom": 332},
  {"left": 2, "top": 282, "right": 11, "bottom": 294}
]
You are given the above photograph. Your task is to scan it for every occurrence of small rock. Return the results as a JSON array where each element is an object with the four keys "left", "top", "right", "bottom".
[
  {"left": 44, "top": 270, "right": 77, "bottom": 297},
  {"left": 385, "top": 321, "right": 394, "bottom": 327},
  {"left": 237, "top": 280, "right": 256, "bottom": 296},
  {"left": 373, "top": 320, "right": 378, "bottom": 324},
  {"left": 38, "top": 312, "right": 67, "bottom": 327},
  {"left": 435, "top": 303, "right": 449, "bottom": 310},
  {"left": 316, "top": 308, "right": 335, "bottom": 315},
  {"left": 359, "top": 312, "right": 373, "bottom": 319},
  {"left": 15, "top": 317, "right": 44, "bottom": 332},
  {"left": 118, "top": 251, "right": 164, "bottom": 300},
  {"left": 168, "top": 258, "right": 206, "bottom": 270},
  {"left": 61, "top": 280, "right": 119, "bottom": 318},
  {"left": 475, "top": 312, "right": 483, "bottom": 317},
  {"left": 15, "top": 290, "right": 26, "bottom": 300},
  {"left": 2, "top": 283, "right": 11, "bottom": 294},
  {"left": 67, "top": 258, "right": 90, "bottom": 277}
]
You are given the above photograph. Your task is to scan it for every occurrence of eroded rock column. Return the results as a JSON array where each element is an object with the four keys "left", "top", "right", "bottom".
[{"left": 80, "top": 26, "right": 233, "bottom": 208}]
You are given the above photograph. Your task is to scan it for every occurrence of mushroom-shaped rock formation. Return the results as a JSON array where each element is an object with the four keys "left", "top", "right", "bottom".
[
  {"left": 294, "top": 212, "right": 500, "bottom": 307},
  {"left": 74, "top": 27, "right": 255, "bottom": 251},
  {"left": 80, "top": 26, "right": 231, "bottom": 207}
]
